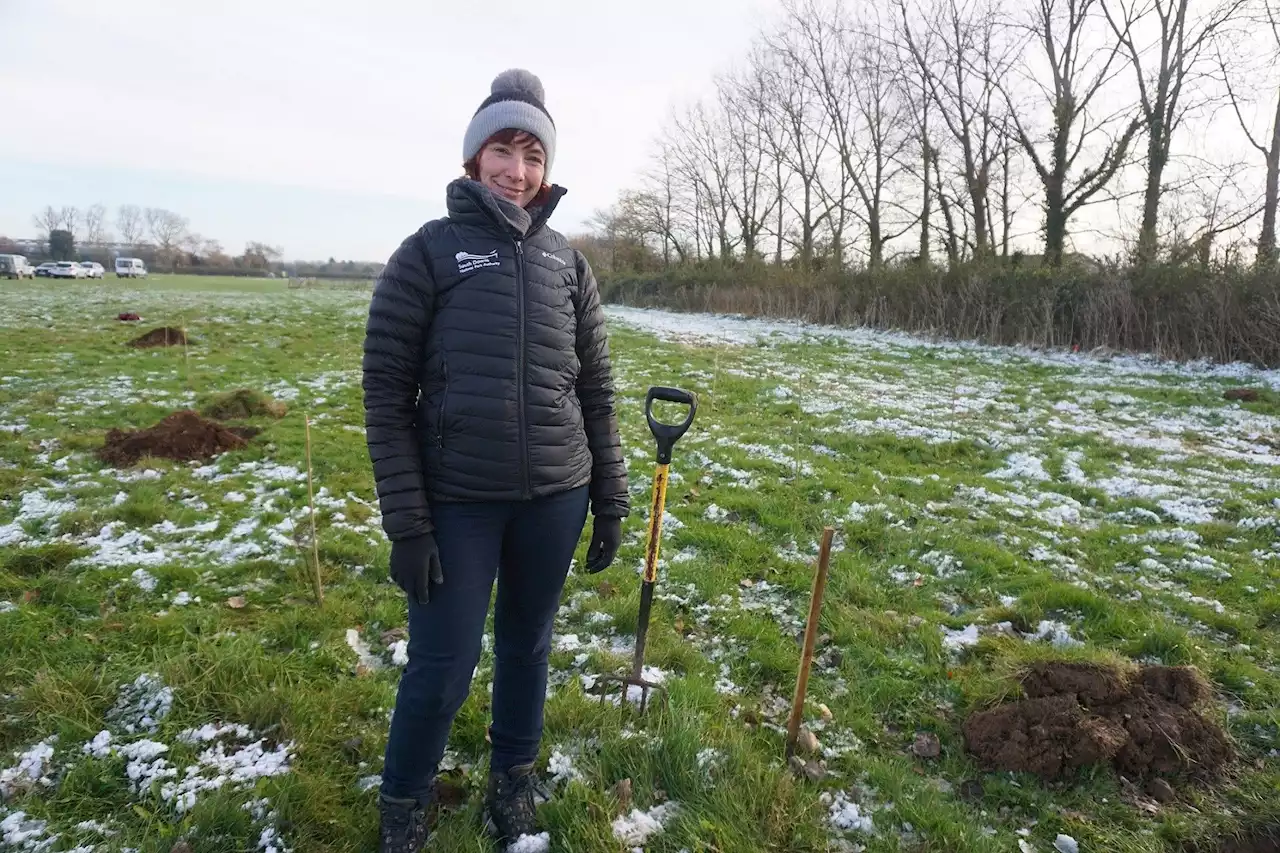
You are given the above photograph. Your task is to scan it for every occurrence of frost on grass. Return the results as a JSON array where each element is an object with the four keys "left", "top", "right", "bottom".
[
  {"left": 346, "top": 628, "right": 384, "bottom": 671},
  {"left": 823, "top": 790, "right": 876, "bottom": 834},
  {"left": 988, "top": 452, "right": 1051, "bottom": 482},
  {"left": 90, "top": 727, "right": 293, "bottom": 814},
  {"left": 0, "top": 811, "right": 55, "bottom": 851},
  {"left": 506, "top": 832, "right": 551, "bottom": 853},
  {"left": 107, "top": 673, "right": 173, "bottom": 734},
  {"left": 0, "top": 738, "right": 58, "bottom": 798},
  {"left": 547, "top": 747, "right": 585, "bottom": 786},
  {"left": 612, "top": 802, "right": 679, "bottom": 845}
]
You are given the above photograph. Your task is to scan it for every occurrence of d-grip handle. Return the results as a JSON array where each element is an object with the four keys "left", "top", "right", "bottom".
[{"left": 645, "top": 386, "right": 697, "bottom": 465}]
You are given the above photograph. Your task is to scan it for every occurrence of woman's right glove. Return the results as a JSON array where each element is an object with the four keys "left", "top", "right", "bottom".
[{"left": 389, "top": 533, "right": 444, "bottom": 604}]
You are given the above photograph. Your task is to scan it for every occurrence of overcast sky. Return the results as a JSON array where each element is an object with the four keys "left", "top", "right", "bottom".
[{"left": 0, "top": 0, "right": 771, "bottom": 261}]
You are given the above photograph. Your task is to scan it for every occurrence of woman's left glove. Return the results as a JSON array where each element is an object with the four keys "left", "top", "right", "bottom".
[{"left": 584, "top": 516, "right": 622, "bottom": 573}]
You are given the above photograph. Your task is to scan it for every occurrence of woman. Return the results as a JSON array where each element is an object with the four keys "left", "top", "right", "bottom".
[{"left": 361, "top": 69, "right": 629, "bottom": 851}]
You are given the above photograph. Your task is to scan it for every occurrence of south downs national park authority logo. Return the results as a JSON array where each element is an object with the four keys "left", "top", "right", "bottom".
[{"left": 456, "top": 249, "right": 500, "bottom": 274}]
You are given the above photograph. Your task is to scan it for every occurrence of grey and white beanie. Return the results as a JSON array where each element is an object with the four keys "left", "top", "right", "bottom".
[{"left": 462, "top": 69, "right": 556, "bottom": 178}]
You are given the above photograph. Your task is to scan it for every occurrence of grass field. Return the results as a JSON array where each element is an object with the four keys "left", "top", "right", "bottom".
[{"left": 1, "top": 275, "right": 1278, "bottom": 853}]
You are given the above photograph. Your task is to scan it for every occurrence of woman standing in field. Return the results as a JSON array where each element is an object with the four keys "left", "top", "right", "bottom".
[{"left": 361, "top": 69, "right": 629, "bottom": 851}]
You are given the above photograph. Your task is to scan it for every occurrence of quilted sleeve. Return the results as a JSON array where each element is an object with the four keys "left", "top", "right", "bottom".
[
  {"left": 573, "top": 250, "right": 629, "bottom": 518},
  {"left": 362, "top": 229, "right": 435, "bottom": 540}
]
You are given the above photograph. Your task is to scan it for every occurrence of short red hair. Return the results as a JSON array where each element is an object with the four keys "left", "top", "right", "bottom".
[{"left": 463, "top": 130, "right": 551, "bottom": 206}]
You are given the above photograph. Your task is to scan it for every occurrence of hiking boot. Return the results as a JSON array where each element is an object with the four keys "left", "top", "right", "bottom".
[
  {"left": 484, "top": 762, "right": 547, "bottom": 843},
  {"left": 378, "top": 791, "right": 430, "bottom": 853}
]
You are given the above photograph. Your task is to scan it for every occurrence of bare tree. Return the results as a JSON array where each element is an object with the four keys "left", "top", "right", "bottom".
[
  {"left": 82, "top": 204, "right": 108, "bottom": 245},
  {"left": 764, "top": 4, "right": 848, "bottom": 270},
  {"left": 670, "top": 102, "right": 740, "bottom": 262},
  {"left": 145, "top": 208, "right": 189, "bottom": 264},
  {"left": 1220, "top": 0, "right": 1280, "bottom": 266},
  {"left": 1160, "top": 159, "right": 1263, "bottom": 265},
  {"left": 1001, "top": 0, "right": 1142, "bottom": 265},
  {"left": 898, "top": 0, "right": 1016, "bottom": 259},
  {"left": 719, "top": 66, "right": 779, "bottom": 262},
  {"left": 32, "top": 206, "right": 61, "bottom": 242},
  {"left": 1102, "top": 0, "right": 1248, "bottom": 263},
  {"left": 116, "top": 205, "right": 144, "bottom": 247}
]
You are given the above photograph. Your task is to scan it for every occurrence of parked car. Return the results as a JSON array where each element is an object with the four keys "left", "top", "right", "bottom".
[
  {"left": 50, "top": 261, "right": 86, "bottom": 279},
  {"left": 0, "top": 254, "right": 35, "bottom": 279},
  {"left": 115, "top": 257, "right": 147, "bottom": 278},
  {"left": 79, "top": 261, "right": 105, "bottom": 279},
  {"left": 34, "top": 262, "right": 58, "bottom": 277}
]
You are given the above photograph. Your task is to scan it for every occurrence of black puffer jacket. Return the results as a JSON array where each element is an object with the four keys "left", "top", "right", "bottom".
[{"left": 362, "top": 179, "right": 628, "bottom": 541}]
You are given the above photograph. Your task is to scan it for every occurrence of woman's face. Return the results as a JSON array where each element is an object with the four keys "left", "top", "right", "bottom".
[{"left": 476, "top": 133, "right": 546, "bottom": 208}]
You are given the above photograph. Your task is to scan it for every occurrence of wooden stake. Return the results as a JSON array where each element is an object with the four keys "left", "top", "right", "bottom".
[
  {"left": 304, "top": 413, "right": 324, "bottom": 607},
  {"left": 785, "top": 526, "right": 835, "bottom": 760}
]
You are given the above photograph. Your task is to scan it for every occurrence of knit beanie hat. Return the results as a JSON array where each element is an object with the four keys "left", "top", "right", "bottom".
[{"left": 463, "top": 69, "right": 557, "bottom": 178}]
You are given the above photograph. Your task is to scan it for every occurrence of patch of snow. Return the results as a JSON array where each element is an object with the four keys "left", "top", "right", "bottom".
[
  {"left": 941, "top": 624, "right": 981, "bottom": 650},
  {"left": 389, "top": 640, "right": 408, "bottom": 666},
  {"left": 130, "top": 568, "right": 158, "bottom": 592},
  {"left": 345, "top": 629, "right": 383, "bottom": 670},
  {"left": 107, "top": 673, "right": 173, "bottom": 734},
  {"left": 0, "top": 738, "right": 58, "bottom": 798},
  {"left": 612, "top": 802, "right": 679, "bottom": 846},
  {"left": 506, "top": 832, "right": 551, "bottom": 853},
  {"left": 82, "top": 730, "right": 113, "bottom": 759},
  {"left": 547, "top": 748, "right": 584, "bottom": 785},
  {"left": 989, "top": 452, "right": 1051, "bottom": 482},
  {"left": 825, "top": 791, "right": 876, "bottom": 834}
]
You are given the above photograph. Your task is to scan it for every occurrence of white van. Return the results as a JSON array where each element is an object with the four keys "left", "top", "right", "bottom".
[
  {"left": 0, "top": 254, "right": 35, "bottom": 279},
  {"left": 115, "top": 258, "right": 147, "bottom": 278}
]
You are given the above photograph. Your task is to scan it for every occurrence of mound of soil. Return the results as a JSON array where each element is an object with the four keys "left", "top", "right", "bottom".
[
  {"left": 963, "top": 661, "right": 1233, "bottom": 781},
  {"left": 1224, "top": 388, "right": 1261, "bottom": 402},
  {"left": 98, "top": 410, "right": 248, "bottom": 466},
  {"left": 1217, "top": 833, "right": 1280, "bottom": 853},
  {"left": 117, "top": 312, "right": 140, "bottom": 321},
  {"left": 200, "top": 388, "right": 287, "bottom": 420},
  {"left": 1187, "top": 826, "right": 1280, "bottom": 853},
  {"left": 127, "top": 326, "right": 187, "bottom": 348}
]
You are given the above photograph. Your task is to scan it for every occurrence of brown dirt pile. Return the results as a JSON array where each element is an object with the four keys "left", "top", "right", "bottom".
[
  {"left": 963, "top": 661, "right": 1233, "bottom": 781},
  {"left": 199, "top": 389, "right": 287, "bottom": 420},
  {"left": 1187, "top": 827, "right": 1280, "bottom": 853},
  {"left": 127, "top": 326, "right": 187, "bottom": 348},
  {"left": 98, "top": 410, "right": 248, "bottom": 466}
]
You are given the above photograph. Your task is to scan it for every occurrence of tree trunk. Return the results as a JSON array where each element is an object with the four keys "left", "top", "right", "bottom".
[
  {"left": 933, "top": 151, "right": 959, "bottom": 267},
  {"left": 1259, "top": 91, "right": 1280, "bottom": 267},
  {"left": 775, "top": 158, "right": 785, "bottom": 266},
  {"left": 1001, "top": 140, "right": 1012, "bottom": 258},
  {"left": 869, "top": 213, "right": 883, "bottom": 270},
  {"left": 1136, "top": 126, "right": 1167, "bottom": 264},
  {"left": 1044, "top": 181, "right": 1068, "bottom": 267},
  {"left": 920, "top": 137, "right": 932, "bottom": 264},
  {"left": 969, "top": 166, "right": 991, "bottom": 257}
]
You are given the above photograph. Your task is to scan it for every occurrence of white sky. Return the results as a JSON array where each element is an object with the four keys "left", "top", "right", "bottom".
[
  {"left": 1, "top": 0, "right": 1272, "bottom": 262},
  {"left": 0, "top": 0, "right": 772, "bottom": 260}
]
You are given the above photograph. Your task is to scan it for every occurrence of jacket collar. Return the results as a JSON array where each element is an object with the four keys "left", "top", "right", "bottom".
[{"left": 446, "top": 178, "right": 568, "bottom": 241}]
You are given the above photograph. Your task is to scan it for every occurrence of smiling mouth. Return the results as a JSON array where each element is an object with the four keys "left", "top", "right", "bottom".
[{"left": 494, "top": 185, "right": 524, "bottom": 199}]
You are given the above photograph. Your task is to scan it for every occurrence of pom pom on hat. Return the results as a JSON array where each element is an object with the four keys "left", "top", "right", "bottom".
[
  {"left": 490, "top": 68, "right": 545, "bottom": 105},
  {"left": 463, "top": 68, "right": 557, "bottom": 177}
]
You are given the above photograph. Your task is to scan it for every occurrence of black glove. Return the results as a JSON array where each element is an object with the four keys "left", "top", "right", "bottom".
[
  {"left": 584, "top": 516, "right": 622, "bottom": 573},
  {"left": 389, "top": 533, "right": 443, "bottom": 604}
]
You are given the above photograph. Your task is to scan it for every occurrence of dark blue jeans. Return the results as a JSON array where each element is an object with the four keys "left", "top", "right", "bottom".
[{"left": 380, "top": 484, "right": 590, "bottom": 801}]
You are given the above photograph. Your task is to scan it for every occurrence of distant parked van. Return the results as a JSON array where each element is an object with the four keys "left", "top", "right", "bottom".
[
  {"left": 0, "top": 254, "right": 35, "bottom": 279},
  {"left": 115, "top": 258, "right": 147, "bottom": 278}
]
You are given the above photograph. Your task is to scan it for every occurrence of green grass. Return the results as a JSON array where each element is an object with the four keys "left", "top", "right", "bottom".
[{"left": 0, "top": 276, "right": 1278, "bottom": 852}]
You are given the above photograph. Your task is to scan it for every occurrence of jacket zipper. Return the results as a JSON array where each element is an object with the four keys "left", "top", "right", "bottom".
[
  {"left": 515, "top": 239, "right": 530, "bottom": 499},
  {"left": 435, "top": 355, "right": 448, "bottom": 447}
]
